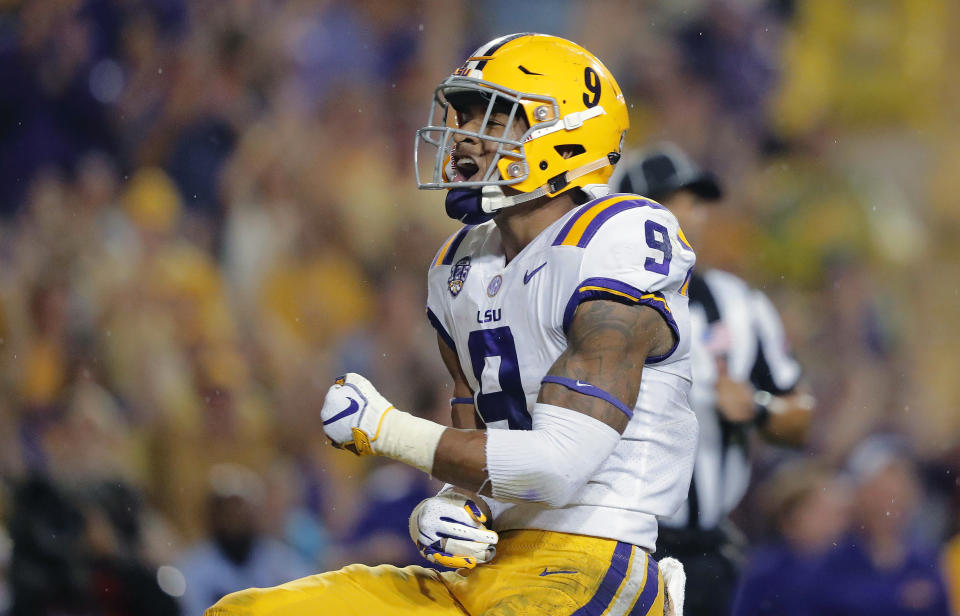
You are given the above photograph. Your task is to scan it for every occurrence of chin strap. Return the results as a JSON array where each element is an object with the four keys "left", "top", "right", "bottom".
[
  {"left": 482, "top": 152, "right": 620, "bottom": 214},
  {"left": 479, "top": 184, "right": 546, "bottom": 213}
]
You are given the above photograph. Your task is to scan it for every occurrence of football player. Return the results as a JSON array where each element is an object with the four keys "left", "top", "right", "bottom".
[{"left": 208, "top": 33, "right": 697, "bottom": 616}]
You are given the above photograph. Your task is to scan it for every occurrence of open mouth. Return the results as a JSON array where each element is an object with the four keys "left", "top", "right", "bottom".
[{"left": 453, "top": 156, "right": 480, "bottom": 182}]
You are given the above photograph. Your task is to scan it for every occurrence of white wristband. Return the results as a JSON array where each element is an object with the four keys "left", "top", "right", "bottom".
[{"left": 376, "top": 410, "right": 447, "bottom": 474}]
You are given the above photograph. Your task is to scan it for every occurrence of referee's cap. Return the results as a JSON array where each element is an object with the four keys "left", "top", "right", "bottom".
[{"left": 610, "top": 142, "right": 723, "bottom": 203}]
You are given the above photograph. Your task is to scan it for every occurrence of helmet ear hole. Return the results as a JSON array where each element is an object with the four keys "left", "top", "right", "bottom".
[{"left": 554, "top": 144, "right": 586, "bottom": 159}]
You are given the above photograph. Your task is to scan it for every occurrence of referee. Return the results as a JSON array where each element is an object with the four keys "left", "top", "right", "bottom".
[{"left": 611, "top": 144, "right": 815, "bottom": 616}]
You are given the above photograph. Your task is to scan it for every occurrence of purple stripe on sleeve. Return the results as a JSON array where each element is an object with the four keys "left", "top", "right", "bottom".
[
  {"left": 440, "top": 225, "right": 473, "bottom": 265},
  {"left": 561, "top": 277, "right": 680, "bottom": 364},
  {"left": 627, "top": 556, "right": 660, "bottom": 615},
  {"left": 426, "top": 307, "right": 456, "bottom": 351},
  {"left": 562, "top": 277, "right": 646, "bottom": 333},
  {"left": 551, "top": 194, "right": 619, "bottom": 246},
  {"left": 541, "top": 375, "right": 634, "bottom": 419},
  {"left": 637, "top": 293, "right": 679, "bottom": 364},
  {"left": 575, "top": 197, "right": 662, "bottom": 248},
  {"left": 572, "top": 541, "right": 634, "bottom": 615},
  {"left": 450, "top": 397, "right": 475, "bottom": 406}
]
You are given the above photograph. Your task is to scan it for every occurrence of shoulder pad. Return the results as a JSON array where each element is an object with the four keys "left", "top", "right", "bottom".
[
  {"left": 431, "top": 225, "right": 474, "bottom": 268},
  {"left": 552, "top": 193, "right": 665, "bottom": 248}
]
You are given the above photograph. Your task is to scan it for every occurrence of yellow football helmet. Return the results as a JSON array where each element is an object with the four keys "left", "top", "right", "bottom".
[{"left": 415, "top": 33, "right": 629, "bottom": 218}]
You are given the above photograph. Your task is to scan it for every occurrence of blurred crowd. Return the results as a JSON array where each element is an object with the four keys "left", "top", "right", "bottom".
[{"left": 0, "top": 0, "right": 958, "bottom": 614}]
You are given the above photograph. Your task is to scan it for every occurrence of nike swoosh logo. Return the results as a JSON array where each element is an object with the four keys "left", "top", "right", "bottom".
[
  {"left": 523, "top": 262, "right": 547, "bottom": 284},
  {"left": 575, "top": 380, "right": 593, "bottom": 388},
  {"left": 539, "top": 567, "right": 578, "bottom": 577},
  {"left": 323, "top": 399, "right": 360, "bottom": 425}
]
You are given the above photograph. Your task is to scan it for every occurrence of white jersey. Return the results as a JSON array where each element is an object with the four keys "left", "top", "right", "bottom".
[{"left": 426, "top": 193, "right": 699, "bottom": 550}]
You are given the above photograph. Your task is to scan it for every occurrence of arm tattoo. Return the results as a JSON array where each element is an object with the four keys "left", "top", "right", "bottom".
[{"left": 539, "top": 300, "right": 674, "bottom": 432}]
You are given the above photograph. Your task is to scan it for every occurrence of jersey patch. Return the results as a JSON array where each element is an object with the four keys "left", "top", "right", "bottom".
[
  {"left": 448, "top": 257, "right": 471, "bottom": 296},
  {"left": 487, "top": 274, "right": 503, "bottom": 296}
]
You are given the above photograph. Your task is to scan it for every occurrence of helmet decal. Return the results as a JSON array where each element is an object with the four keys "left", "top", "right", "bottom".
[{"left": 455, "top": 32, "right": 534, "bottom": 77}]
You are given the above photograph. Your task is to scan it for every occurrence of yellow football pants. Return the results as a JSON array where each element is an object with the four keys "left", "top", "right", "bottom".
[{"left": 207, "top": 529, "right": 664, "bottom": 616}]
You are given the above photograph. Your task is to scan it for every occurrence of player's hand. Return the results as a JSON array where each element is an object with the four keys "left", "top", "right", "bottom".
[
  {"left": 320, "top": 373, "right": 395, "bottom": 456},
  {"left": 408, "top": 491, "right": 498, "bottom": 569}
]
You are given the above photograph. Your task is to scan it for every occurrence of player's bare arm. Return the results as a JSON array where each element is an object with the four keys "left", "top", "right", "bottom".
[
  {"left": 436, "top": 332, "right": 483, "bottom": 430},
  {"left": 541, "top": 298, "right": 675, "bottom": 429},
  {"left": 434, "top": 331, "right": 492, "bottom": 522},
  {"left": 432, "top": 298, "right": 674, "bottom": 494}
]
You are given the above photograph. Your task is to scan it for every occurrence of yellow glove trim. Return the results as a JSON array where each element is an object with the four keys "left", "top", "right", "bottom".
[
  {"left": 464, "top": 503, "right": 487, "bottom": 525},
  {"left": 430, "top": 553, "right": 477, "bottom": 570},
  {"left": 344, "top": 406, "right": 396, "bottom": 456},
  {"left": 349, "top": 428, "right": 372, "bottom": 456}
]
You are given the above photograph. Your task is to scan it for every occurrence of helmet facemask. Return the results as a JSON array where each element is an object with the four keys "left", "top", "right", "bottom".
[{"left": 415, "top": 76, "right": 556, "bottom": 192}]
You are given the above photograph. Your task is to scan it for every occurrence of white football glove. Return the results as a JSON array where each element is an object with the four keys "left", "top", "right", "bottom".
[
  {"left": 409, "top": 491, "right": 498, "bottom": 569},
  {"left": 320, "top": 373, "right": 396, "bottom": 456}
]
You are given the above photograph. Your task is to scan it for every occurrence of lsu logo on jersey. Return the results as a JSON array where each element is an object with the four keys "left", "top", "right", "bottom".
[
  {"left": 476, "top": 309, "right": 502, "bottom": 323},
  {"left": 448, "top": 257, "right": 471, "bottom": 297},
  {"left": 487, "top": 274, "right": 503, "bottom": 296}
]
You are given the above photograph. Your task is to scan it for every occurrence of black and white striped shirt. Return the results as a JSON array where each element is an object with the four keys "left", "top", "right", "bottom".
[{"left": 662, "top": 269, "right": 802, "bottom": 531}]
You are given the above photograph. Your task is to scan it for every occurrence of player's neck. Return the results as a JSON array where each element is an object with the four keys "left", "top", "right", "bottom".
[{"left": 494, "top": 192, "right": 579, "bottom": 263}]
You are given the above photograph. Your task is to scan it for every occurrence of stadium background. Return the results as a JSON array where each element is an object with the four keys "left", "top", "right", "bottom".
[{"left": 0, "top": 0, "right": 958, "bottom": 613}]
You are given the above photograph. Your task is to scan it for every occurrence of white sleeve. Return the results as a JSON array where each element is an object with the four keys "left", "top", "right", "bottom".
[{"left": 485, "top": 403, "right": 621, "bottom": 508}]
